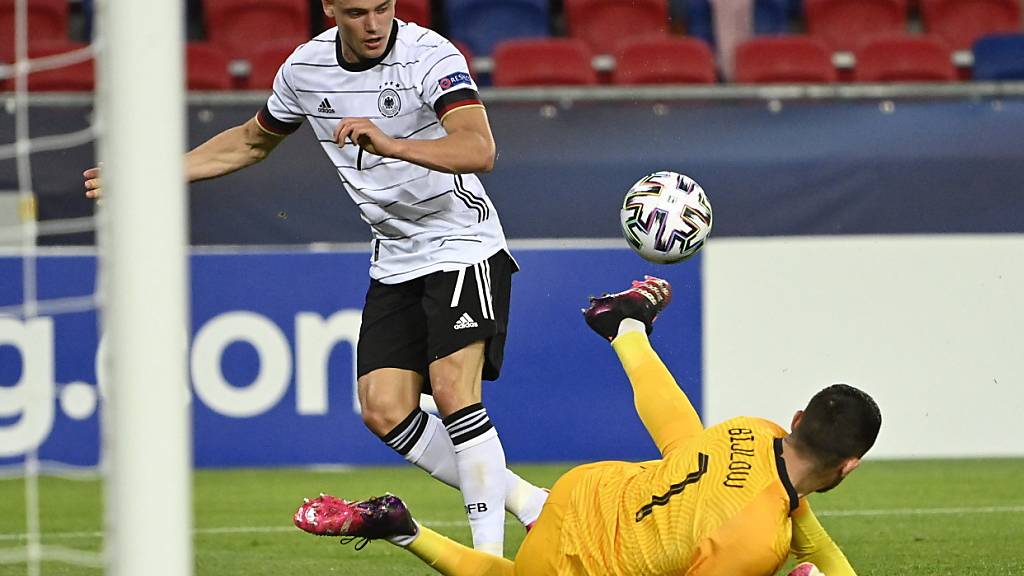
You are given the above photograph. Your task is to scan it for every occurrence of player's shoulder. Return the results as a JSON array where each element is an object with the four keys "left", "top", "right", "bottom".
[
  {"left": 709, "top": 416, "right": 787, "bottom": 439},
  {"left": 286, "top": 29, "right": 336, "bottom": 63},
  {"left": 394, "top": 20, "right": 459, "bottom": 57}
]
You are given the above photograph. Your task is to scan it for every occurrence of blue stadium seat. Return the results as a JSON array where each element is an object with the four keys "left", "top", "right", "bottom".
[
  {"left": 445, "top": 0, "right": 550, "bottom": 56},
  {"left": 680, "top": 0, "right": 790, "bottom": 47},
  {"left": 972, "top": 34, "right": 1024, "bottom": 80}
]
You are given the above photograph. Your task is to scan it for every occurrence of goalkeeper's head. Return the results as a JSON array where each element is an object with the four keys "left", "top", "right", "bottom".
[{"left": 789, "top": 384, "right": 882, "bottom": 493}]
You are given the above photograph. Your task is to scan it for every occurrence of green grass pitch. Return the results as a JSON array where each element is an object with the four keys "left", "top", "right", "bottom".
[{"left": 1, "top": 459, "right": 1022, "bottom": 575}]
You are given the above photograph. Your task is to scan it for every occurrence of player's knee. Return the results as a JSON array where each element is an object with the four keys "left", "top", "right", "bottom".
[{"left": 360, "top": 399, "right": 411, "bottom": 437}]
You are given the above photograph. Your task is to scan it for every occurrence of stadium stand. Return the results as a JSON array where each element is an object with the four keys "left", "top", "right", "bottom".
[
  {"left": 676, "top": 0, "right": 791, "bottom": 46},
  {"left": 491, "top": 38, "right": 596, "bottom": 86},
  {"left": 611, "top": 37, "right": 717, "bottom": 84},
  {"left": 920, "top": 0, "right": 1021, "bottom": 51},
  {"left": 445, "top": 0, "right": 550, "bottom": 56},
  {"left": 23, "top": 41, "right": 94, "bottom": 91},
  {"left": 0, "top": 0, "right": 68, "bottom": 58},
  {"left": 244, "top": 40, "right": 299, "bottom": 89},
  {"left": 804, "top": 0, "right": 910, "bottom": 52},
  {"left": 755, "top": 0, "right": 792, "bottom": 34},
  {"left": 564, "top": 0, "right": 670, "bottom": 55},
  {"left": 205, "top": 0, "right": 309, "bottom": 60},
  {"left": 854, "top": 35, "right": 957, "bottom": 81},
  {"left": 972, "top": 33, "right": 1024, "bottom": 79},
  {"left": 735, "top": 35, "right": 837, "bottom": 83},
  {"left": 186, "top": 42, "right": 233, "bottom": 91}
]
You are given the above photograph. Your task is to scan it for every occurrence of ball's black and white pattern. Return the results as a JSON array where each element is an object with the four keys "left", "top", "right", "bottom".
[{"left": 620, "top": 171, "right": 713, "bottom": 264}]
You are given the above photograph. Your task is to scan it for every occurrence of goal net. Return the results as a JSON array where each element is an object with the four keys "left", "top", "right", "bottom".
[{"left": 1, "top": 0, "right": 191, "bottom": 574}]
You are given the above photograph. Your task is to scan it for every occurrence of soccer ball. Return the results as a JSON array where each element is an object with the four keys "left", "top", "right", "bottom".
[{"left": 620, "top": 171, "right": 713, "bottom": 264}]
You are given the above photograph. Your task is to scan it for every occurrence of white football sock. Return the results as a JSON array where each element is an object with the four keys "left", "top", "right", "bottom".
[
  {"left": 384, "top": 408, "right": 549, "bottom": 527},
  {"left": 444, "top": 403, "right": 506, "bottom": 555},
  {"left": 617, "top": 317, "right": 647, "bottom": 338}
]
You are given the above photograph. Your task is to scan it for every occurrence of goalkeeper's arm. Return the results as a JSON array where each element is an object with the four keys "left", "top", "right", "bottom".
[{"left": 790, "top": 501, "right": 856, "bottom": 576}]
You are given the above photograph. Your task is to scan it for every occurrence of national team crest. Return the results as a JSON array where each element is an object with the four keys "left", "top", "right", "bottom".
[{"left": 378, "top": 88, "right": 401, "bottom": 117}]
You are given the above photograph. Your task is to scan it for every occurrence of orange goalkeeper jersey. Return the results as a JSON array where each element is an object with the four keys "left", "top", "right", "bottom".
[{"left": 550, "top": 416, "right": 799, "bottom": 576}]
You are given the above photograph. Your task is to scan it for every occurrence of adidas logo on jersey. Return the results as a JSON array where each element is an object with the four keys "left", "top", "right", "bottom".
[
  {"left": 318, "top": 98, "right": 335, "bottom": 114},
  {"left": 453, "top": 312, "right": 478, "bottom": 330}
]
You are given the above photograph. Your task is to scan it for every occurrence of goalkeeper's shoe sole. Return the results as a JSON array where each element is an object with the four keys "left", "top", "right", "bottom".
[
  {"left": 583, "top": 276, "right": 673, "bottom": 341},
  {"left": 294, "top": 493, "right": 416, "bottom": 544}
]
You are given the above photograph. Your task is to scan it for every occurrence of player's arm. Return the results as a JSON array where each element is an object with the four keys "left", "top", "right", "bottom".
[
  {"left": 185, "top": 116, "right": 287, "bottom": 182},
  {"left": 789, "top": 501, "right": 857, "bottom": 576},
  {"left": 332, "top": 104, "right": 496, "bottom": 174},
  {"left": 83, "top": 117, "right": 287, "bottom": 198}
]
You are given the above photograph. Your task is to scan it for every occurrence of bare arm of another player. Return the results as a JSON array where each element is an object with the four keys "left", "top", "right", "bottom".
[
  {"left": 83, "top": 116, "right": 287, "bottom": 198},
  {"left": 332, "top": 105, "right": 496, "bottom": 174}
]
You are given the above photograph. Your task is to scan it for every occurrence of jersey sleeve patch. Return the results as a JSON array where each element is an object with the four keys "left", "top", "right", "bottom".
[
  {"left": 437, "top": 71, "right": 472, "bottom": 91},
  {"left": 433, "top": 88, "right": 482, "bottom": 120},
  {"left": 256, "top": 105, "right": 303, "bottom": 136}
]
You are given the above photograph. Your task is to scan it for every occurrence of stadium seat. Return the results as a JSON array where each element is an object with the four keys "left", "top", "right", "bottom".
[
  {"left": 920, "top": 0, "right": 1021, "bottom": 51},
  {"left": 205, "top": 0, "right": 309, "bottom": 60},
  {"left": 972, "top": 33, "right": 1024, "bottom": 80},
  {"left": 755, "top": 0, "right": 791, "bottom": 34},
  {"left": 612, "top": 37, "right": 716, "bottom": 85},
  {"left": 804, "top": 0, "right": 909, "bottom": 52},
  {"left": 734, "top": 36, "right": 837, "bottom": 83},
  {"left": 186, "top": 43, "right": 232, "bottom": 91},
  {"left": 854, "top": 35, "right": 956, "bottom": 81},
  {"left": 445, "top": 0, "right": 550, "bottom": 56},
  {"left": 679, "top": 0, "right": 714, "bottom": 46},
  {"left": 565, "top": 0, "right": 669, "bottom": 55},
  {"left": 492, "top": 39, "right": 596, "bottom": 86},
  {"left": 24, "top": 41, "right": 94, "bottom": 92},
  {"left": 245, "top": 41, "right": 299, "bottom": 89},
  {"left": 0, "top": 0, "right": 68, "bottom": 61},
  {"left": 678, "top": 0, "right": 790, "bottom": 45}
]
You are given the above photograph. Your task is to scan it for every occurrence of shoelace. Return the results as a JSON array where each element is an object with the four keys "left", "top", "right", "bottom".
[{"left": 339, "top": 535, "right": 371, "bottom": 551}]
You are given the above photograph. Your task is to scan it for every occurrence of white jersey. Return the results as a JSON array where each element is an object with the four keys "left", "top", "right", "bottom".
[{"left": 257, "top": 20, "right": 510, "bottom": 284}]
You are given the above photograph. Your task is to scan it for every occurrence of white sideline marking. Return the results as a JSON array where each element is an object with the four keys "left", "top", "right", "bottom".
[{"left": 0, "top": 505, "right": 1022, "bottom": 543}]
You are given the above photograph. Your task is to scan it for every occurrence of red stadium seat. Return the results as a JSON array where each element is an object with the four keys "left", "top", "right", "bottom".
[
  {"left": 24, "top": 41, "right": 94, "bottom": 92},
  {"left": 0, "top": 0, "right": 68, "bottom": 61},
  {"left": 565, "top": 0, "right": 670, "bottom": 55},
  {"left": 920, "top": 0, "right": 1021, "bottom": 51},
  {"left": 187, "top": 43, "right": 232, "bottom": 91},
  {"left": 612, "top": 37, "right": 716, "bottom": 85},
  {"left": 492, "top": 39, "right": 596, "bottom": 86},
  {"left": 804, "top": 0, "right": 909, "bottom": 52},
  {"left": 735, "top": 36, "right": 837, "bottom": 83},
  {"left": 245, "top": 41, "right": 299, "bottom": 89},
  {"left": 854, "top": 35, "right": 956, "bottom": 81},
  {"left": 205, "top": 0, "right": 309, "bottom": 60}
]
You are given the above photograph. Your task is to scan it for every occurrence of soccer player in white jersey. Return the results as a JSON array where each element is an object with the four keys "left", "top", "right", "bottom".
[{"left": 84, "top": 0, "right": 549, "bottom": 556}]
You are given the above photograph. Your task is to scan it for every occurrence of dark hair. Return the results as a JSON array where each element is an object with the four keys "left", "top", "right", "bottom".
[{"left": 791, "top": 384, "right": 881, "bottom": 469}]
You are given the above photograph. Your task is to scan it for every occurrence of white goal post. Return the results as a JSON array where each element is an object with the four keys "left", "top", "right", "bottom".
[{"left": 97, "top": 0, "right": 192, "bottom": 574}]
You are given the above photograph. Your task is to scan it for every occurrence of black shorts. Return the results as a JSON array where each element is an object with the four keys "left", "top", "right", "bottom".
[{"left": 356, "top": 250, "right": 517, "bottom": 392}]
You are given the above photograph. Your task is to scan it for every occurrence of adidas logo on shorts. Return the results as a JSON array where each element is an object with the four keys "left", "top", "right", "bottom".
[{"left": 453, "top": 312, "right": 478, "bottom": 330}]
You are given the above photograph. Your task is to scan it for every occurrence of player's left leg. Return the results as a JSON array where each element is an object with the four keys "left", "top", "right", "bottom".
[
  {"left": 584, "top": 276, "right": 704, "bottom": 457},
  {"left": 294, "top": 493, "right": 514, "bottom": 576},
  {"left": 422, "top": 250, "right": 540, "bottom": 556}
]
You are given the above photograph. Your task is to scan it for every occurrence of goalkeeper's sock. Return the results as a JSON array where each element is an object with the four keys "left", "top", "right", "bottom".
[
  {"left": 402, "top": 524, "right": 514, "bottom": 576},
  {"left": 445, "top": 403, "right": 507, "bottom": 556},
  {"left": 611, "top": 330, "right": 704, "bottom": 454},
  {"left": 383, "top": 408, "right": 547, "bottom": 528}
]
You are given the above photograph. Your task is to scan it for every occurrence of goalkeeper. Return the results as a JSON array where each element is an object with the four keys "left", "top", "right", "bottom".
[{"left": 296, "top": 276, "right": 881, "bottom": 576}]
